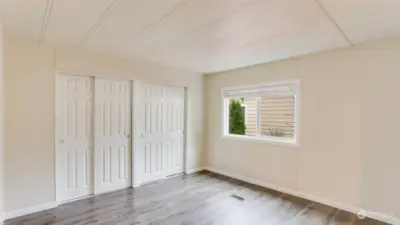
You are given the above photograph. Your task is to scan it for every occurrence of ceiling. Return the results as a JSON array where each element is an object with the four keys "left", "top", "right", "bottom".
[{"left": 1, "top": 0, "right": 400, "bottom": 73}]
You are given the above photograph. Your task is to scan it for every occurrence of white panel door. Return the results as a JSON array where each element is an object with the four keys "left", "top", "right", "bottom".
[
  {"left": 135, "top": 82, "right": 185, "bottom": 185},
  {"left": 94, "top": 78, "right": 132, "bottom": 194},
  {"left": 56, "top": 73, "right": 94, "bottom": 202}
]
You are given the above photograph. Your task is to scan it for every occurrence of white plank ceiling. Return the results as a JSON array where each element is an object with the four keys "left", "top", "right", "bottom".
[{"left": 1, "top": 0, "right": 400, "bottom": 73}]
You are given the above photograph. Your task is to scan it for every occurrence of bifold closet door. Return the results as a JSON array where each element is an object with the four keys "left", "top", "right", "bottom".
[
  {"left": 56, "top": 73, "right": 94, "bottom": 202},
  {"left": 135, "top": 83, "right": 185, "bottom": 185},
  {"left": 94, "top": 78, "right": 132, "bottom": 194}
]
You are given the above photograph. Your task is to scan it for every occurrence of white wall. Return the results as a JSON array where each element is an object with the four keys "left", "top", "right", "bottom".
[
  {"left": 4, "top": 37, "right": 204, "bottom": 212},
  {"left": 205, "top": 37, "right": 400, "bottom": 222},
  {"left": 0, "top": 21, "right": 5, "bottom": 224}
]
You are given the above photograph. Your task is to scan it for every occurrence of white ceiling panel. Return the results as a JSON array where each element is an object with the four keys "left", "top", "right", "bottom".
[
  {"left": 129, "top": 0, "right": 350, "bottom": 72},
  {"left": 198, "top": 17, "right": 350, "bottom": 73},
  {"left": 0, "top": 0, "right": 399, "bottom": 73},
  {"left": 320, "top": 0, "right": 400, "bottom": 44},
  {"left": 136, "top": 0, "right": 301, "bottom": 60},
  {"left": 114, "top": 0, "right": 253, "bottom": 57},
  {"left": 0, "top": 0, "right": 48, "bottom": 41},
  {"left": 81, "top": 0, "right": 186, "bottom": 54},
  {"left": 43, "top": 0, "right": 116, "bottom": 46}
]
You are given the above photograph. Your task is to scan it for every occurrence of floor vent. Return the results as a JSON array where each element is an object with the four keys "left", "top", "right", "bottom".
[{"left": 231, "top": 194, "right": 245, "bottom": 201}]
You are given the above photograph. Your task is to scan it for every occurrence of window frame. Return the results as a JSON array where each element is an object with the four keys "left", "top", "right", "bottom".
[{"left": 221, "top": 80, "right": 300, "bottom": 147}]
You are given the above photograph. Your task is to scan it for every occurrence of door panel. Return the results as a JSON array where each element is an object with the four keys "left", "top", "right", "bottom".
[
  {"left": 94, "top": 78, "right": 131, "bottom": 194},
  {"left": 135, "top": 83, "right": 185, "bottom": 185},
  {"left": 56, "top": 73, "right": 94, "bottom": 202}
]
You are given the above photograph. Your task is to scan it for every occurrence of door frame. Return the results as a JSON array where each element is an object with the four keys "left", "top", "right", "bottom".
[{"left": 132, "top": 80, "right": 188, "bottom": 187}]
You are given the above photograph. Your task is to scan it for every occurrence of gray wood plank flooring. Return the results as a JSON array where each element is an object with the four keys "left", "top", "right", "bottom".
[{"left": 5, "top": 171, "right": 388, "bottom": 225}]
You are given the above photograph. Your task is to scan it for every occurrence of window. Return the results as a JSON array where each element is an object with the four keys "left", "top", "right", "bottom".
[{"left": 222, "top": 80, "right": 300, "bottom": 145}]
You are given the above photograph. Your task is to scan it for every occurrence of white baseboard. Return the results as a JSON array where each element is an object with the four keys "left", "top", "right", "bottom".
[
  {"left": 205, "top": 166, "right": 399, "bottom": 225},
  {"left": 185, "top": 167, "right": 205, "bottom": 174},
  {"left": 4, "top": 201, "right": 59, "bottom": 220}
]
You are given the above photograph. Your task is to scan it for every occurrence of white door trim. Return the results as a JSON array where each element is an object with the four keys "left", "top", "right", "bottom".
[
  {"left": 132, "top": 80, "right": 188, "bottom": 187},
  {"left": 182, "top": 86, "right": 189, "bottom": 175},
  {"left": 55, "top": 71, "right": 62, "bottom": 202}
]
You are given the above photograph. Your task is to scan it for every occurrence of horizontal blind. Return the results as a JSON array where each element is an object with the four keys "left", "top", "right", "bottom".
[
  {"left": 223, "top": 83, "right": 297, "bottom": 98},
  {"left": 259, "top": 96, "right": 295, "bottom": 138},
  {"left": 243, "top": 98, "right": 258, "bottom": 136}
]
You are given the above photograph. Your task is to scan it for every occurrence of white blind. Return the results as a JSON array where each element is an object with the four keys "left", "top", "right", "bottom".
[
  {"left": 259, "top": 96, "right": 295, "bottom": 138},
  {"left": 223, "top": 83, "right": 298, "bottom": 98}
]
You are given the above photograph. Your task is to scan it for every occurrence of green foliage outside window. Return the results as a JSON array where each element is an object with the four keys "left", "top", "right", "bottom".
[{"left": 229, "top": 99, "right": 246, "bottom": 135}]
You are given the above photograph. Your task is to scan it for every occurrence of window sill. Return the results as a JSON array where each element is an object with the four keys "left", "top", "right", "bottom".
[{"left": 222, "top": 134, "right": 299, "bottom": 147}]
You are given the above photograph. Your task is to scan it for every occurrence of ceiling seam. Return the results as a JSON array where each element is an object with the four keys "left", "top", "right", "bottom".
[
  {"left": 203, "top": 30, "right": 291, "bottom": 60},
  {"left": 153, "top": 3, "right": 305, "bottom": 61},
  {"left": 118, "top": 0, "right": 192, "bottom": 48},
  {"left": 193, "top": 15, "right": 344, "bottom": 70},
  {"left": 134, "top": 0, "right": 260, "bottom": 56},
  {"left": 315, "top": 0, "right": 354, "bottom": 47},
  {"left": 79, "top": 0, "right": 120, "bottom": 46},
  {"left": 194, "top": 19, "right": 315, "bottom": 62},
  {"left": 38, "top": 0, "right": 55, "bottom": 44}
]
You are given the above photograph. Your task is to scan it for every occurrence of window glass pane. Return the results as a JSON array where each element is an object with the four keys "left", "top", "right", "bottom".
[
  {"left": 228, "top": 98, "right": 256, "bottom": 136},
  {"left": 228, "top": 98, "right": 246, "bottom": 136},
  {"left": 242, "top": 98, "right": 257, "bottom": 136},
  {"left": 241, "top": 106, "right": 246, "bottom": 115},
  {"left": 259, "top": 96, "right": 295, "bottom": 138}
]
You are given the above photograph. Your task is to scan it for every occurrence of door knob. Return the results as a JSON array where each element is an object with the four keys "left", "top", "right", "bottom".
[{"left": 59, "top": 139, "right": 64, "bottom": 143}]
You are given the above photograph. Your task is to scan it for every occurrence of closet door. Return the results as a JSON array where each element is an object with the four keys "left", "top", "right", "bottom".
[
  {"left": 94, "top": 78, "right": 132, "bottom": 194},
  {"left": 135, "top": 82, "right": 185, "bottom": 185},
  {"left": 56, "top": 73, "right": 94, "bottom": 202}
]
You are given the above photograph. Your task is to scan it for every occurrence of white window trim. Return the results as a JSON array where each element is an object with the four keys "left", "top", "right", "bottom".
[{"left": 221, "top": 80, "right": 301, "bottom": 147}]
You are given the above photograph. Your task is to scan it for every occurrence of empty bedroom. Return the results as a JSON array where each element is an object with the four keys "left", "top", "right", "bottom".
[{"left": 0, "top": 0, "right": 399, "bottom": 224}]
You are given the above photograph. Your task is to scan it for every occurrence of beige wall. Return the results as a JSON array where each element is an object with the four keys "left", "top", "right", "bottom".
[
  {"left": 205, "top": 37, "right": 400, "bottom": 220},
  {"left": 4, "top": 37, "right": 204, "bottom": 212},
  {"left": 0, "top": 21, "right": 5, "bottom": 223}
]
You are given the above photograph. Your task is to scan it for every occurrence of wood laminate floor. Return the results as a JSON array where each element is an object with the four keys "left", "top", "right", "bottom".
[{"left": 5, "top": 171, "right": 389, "bottom": 225}]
